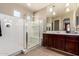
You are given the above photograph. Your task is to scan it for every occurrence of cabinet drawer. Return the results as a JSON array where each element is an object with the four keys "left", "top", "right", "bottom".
[{"left": 66, "top": 36, "right": 78, "bottom": 42}]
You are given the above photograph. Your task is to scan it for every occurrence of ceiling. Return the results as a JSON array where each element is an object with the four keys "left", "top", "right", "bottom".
[
  {"left": 21, "top": 3, "right": 78, "bottom": 17},
  {"left": 21, "top": 3, "right": 49, "bottom": 12},
  {"left": 22, "top": 3, "right": 77, "bottom": 11},
  {"left": 46, "top": 3, "right": 77, "bottom": 17}
]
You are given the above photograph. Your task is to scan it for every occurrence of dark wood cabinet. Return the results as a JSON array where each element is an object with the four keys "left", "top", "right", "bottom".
[
  {"left": 42, "top": 34, "right": 79, "bottom": 55},
  {"left": 42, "top": 34, "right": 65, "bottom": 50},
  {"left": 52, "top": 35, "right": 65, "bottom": 51},
  {"left": 42, "top": 34, "right": 53, "bottom": 47},
  {"left": 65, "top": 36, "right": 79, "bottom": 55}
]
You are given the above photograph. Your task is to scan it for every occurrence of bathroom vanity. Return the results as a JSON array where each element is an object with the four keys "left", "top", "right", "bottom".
[{"left": 42, "top": 32, "right": 79, "bottom": 55}]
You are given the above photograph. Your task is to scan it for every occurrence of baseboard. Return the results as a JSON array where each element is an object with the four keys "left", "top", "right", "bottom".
[
  {"left": 9, "top": 44, "right": 41, "bottom": 56},
  {"left": 44, "top": 47, "right": 76, "bottom": 56},
  {"left": 9, "top": 50, "right": 22, "bottom": 56}
]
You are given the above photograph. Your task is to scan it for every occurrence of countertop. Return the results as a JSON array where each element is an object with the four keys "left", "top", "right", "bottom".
[{"left": 43, "top": 31, "right": 79, "bottom": 36}]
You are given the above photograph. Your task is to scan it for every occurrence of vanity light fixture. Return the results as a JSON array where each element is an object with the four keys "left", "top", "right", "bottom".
[
  {"left": 49, "top": 4, "right": 56, "bottom": 16},
  {"left": 53, "top": 11, "right": 56, "bottom": 15},
  {"left": 49, "top": 7, "right": 53, "bottom": 12},
  {"left": 66, "top": 8, "right": 70, "bottom": 12},
  {"left": 52, "top": 5, "right": 56, "bottom": 16}
]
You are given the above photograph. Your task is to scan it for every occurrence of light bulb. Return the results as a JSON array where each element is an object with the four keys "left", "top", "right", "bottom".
[
  {"left": 66, "top": 8, "right": 70, "bottom": 12},
  {"left": 49, "top": 7, "right": 53, "bottom": 12},
  {"left": 53, "top": 12, "right": 56, "bottom": 15}
]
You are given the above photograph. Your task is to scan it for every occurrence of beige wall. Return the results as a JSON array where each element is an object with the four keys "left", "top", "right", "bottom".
[
  {"left": 0, "top": 3, "right": 33, "bottom": 18},
  {"left": 34, "top": 7, "right": 47, "bottom": 31},
  {"left": 34, "top": 7, "right": 47, "bottom": 20}
]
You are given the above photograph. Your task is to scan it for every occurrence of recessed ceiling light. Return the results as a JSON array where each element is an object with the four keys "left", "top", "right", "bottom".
[
  {"left": 65, "top": 3, "right": 70, "bottom": 7},
  {"left": 27, "top": 3, "right": 31, "bottom": 7},
  {"left": 53, "top": 12, "right": 56, "bottom": 15},
  {"left": 66, "top": 8, "right": 70, "bottom": 12}
]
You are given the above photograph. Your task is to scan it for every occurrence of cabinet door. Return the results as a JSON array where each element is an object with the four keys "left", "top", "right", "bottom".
[
  {"left": 57, "top": 38, "right": 65, "bottom": 51},
  {"left": 48, "top": 34, "right": 53, "bottom": 47},
  {"left": 54, "top": 35, "right": 65, "bottom": 51},
  {"left": 65, "top": 36, "right": 79, "bottom": 55},
  {"left": 43, "top": 34, "right": 54, "bottom": 48},
  {"left": 51, "top": 35, "right": 55, "bottom": 48},
  {"left": 42, "top": 34, "right": 47, "bottom": 47}
]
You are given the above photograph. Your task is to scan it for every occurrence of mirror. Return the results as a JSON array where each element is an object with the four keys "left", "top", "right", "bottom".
[
  {"left": 63, "top": 18, "right": 70, "bottom": 31},
  {"left": 54, "top": 20, "right": 59, "bottom": 31},
  {"left": 46, "top": 17, "right": 52, "bottom": 31},
  {"left": 46, "top": 16, "right": 71, "bottom": 32}
]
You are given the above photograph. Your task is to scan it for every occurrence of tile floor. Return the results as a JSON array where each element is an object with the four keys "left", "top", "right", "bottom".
[{"left": 17, "top": 47, "right": 65, "bottom": 56}]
